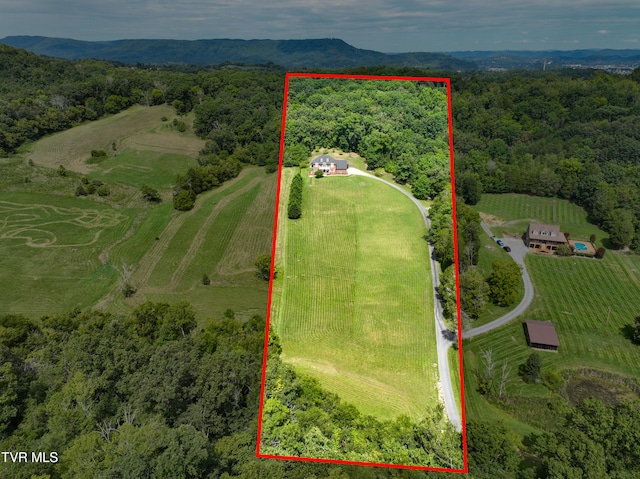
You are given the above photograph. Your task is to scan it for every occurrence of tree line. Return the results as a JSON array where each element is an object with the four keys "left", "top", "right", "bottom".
[{"left": 287, "top": 172, "right": 303, "bottom": 219}]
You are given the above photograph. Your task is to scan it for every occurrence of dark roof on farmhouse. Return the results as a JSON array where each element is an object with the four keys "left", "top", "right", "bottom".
[
  {"left": 310, "top": 155, "right": 348, "bottom": 170},
  {"left": 525, "top": 320, "right": 560, "bottom": 347},
  {"left": 527, "top": 222, "right": 567, "bottom": 243}
]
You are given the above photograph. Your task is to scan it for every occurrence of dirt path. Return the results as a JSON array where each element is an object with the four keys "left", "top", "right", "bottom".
[{"left": 99, "top": 213, "right": 146, "bottom": 265}]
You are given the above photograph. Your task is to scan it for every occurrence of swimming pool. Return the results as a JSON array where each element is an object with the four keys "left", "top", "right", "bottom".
[{"left": 574, "top": 242, "right": 588, "bottom": 251}]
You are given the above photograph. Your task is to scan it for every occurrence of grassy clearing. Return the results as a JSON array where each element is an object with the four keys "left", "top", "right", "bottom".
[
  {"left": 463, "top": 251, "right": 640, "bottom": 432},
  {"left": 116, "top": 167, "right": 275, "bottom": 321},
  {"left": 476, "top": 193, "right": 607, "bottom": 244},
  {"left": 23, "top": 105, "right": 204, "bottom": 175},
  {"left": 271, "top": 168, "right": 438, "bottom": 421},
  {"left": 0, "top": 191, "right": 135, "bottom": 317},
  {"left": 88, "top": 148, "right": 197, "bottom": 192},
  {"left": 5, "top": 106, "right": 272, "bottom": 322}
]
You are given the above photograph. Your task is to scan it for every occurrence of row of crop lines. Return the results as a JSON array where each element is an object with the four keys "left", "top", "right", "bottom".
[
  {"left": 216, "top": 172, "right": 276, "bottom": 278},
  {"left": 464, "top": 252, "right": 640, "bottom": 403},
  {"left": 477, "top": 193, "right": 589, "bottom": 225},
  {"left": 277, "top": 179, "right": 357, "bottom": 342},
  {"left": 144, "top": 169, "right": 261, "bottom": 288},
  {"left": 526, "top": 253, "right": 640, "bottom": 376},
  {"left": 476, "top": 193, "right": 607, "bottom": 243},
  {"left": 274, "top": 175, "right": 439, "bottom": 418},
  {"left": 174, "top": 181, "right": 260, "bottom": 290}
]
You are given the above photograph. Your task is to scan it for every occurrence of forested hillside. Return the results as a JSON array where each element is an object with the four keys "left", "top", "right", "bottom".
[
  {"left": 0, "top": 44, "right": 282, "bottom": 171},
  {"left": 284, "top": 77, "right": 451, "bottom": 200},
  {"left": 453, "top": 69, "right": 640, "bottom": 249},
  {"left": 1, "top": 36, "right": 477, "bottom": 71}
]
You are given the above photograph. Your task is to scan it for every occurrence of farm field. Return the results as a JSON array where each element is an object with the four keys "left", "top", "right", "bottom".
[
  {"left": 22, "top": 105, "right": 204, "bottom": 175},
  {"left": 270, "top": 168, "right": 438, "bottom": 421},
  {"left": 0, "top": 190, "right": 134, "bottom": 317},
  {"left": 116, "top": 166, "right": 275, "bottom": 321},
  {"left": 2, "top": 106, "right": 275, "bottom": 322},
  {"left": 476, "top": 193, "right": 607, "bottom": 245},
  {"left": 463, "top": 193, "right": 640, "bottom": 435},
  {"left": 463, "top": 251, "right": 640, "bottom": 432}
]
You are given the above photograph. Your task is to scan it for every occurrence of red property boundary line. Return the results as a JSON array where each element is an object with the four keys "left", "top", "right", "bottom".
[{"left": 256, "top": 72, "right": 468, "bottom": 474}]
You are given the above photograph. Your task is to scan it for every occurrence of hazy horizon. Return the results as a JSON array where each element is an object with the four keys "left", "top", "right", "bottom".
[{"left": 1, "top": 1, "right": 638, "bottom": 53}]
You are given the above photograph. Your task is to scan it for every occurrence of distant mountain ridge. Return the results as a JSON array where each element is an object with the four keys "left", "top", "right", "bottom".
[
  {"left": 446, "top": 49, "right": 640, "bottom": 72},
  {"left": 0, "top": 36, "right": 476, "bottom": 70}
]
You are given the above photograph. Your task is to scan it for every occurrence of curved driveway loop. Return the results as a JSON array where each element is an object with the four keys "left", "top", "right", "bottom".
[{"left": 463, "top": 222, "right": 534, "bottom": 339}]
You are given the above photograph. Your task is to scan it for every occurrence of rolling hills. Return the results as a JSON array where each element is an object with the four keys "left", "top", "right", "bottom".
[{"left": 0, "top": 35, "right": 477, "bottom": 70}]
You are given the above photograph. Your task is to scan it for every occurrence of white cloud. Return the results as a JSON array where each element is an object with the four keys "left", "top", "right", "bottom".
[{"left": 598, "top": 29, "right": 609, "bottom": 34}]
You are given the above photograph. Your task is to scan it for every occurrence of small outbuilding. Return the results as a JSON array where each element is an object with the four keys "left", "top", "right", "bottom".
[{"left": 524, "top": 320, "right": 560, "bottom": 351}]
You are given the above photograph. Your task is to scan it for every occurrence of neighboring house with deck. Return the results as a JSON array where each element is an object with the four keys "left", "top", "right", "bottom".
[
  {"left": 310, "top": 155, "right": 348, "bottom": 175},
  {"left": 525, "top": 222, "right": 568, "bottom": 253}
]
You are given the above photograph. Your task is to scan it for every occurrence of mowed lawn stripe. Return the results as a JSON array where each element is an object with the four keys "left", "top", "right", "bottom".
[
  {"left": 464, "top": 252, "right": 640, "bottom": 404},
  {"left": 272, "top": 173, "right": 438, "bottom": 420},
  {"left": 476, "top": 193, "right": 606, "bottom": 243},
  {"left": 133, "top": 168, "right": 256, "bottom": 288}
]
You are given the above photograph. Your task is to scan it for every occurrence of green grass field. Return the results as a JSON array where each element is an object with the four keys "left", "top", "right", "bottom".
[
  {"left": 464, "top": 193, "right": 640, "bottom": 434},
  {"left": 112, "top": 167, "right": 275, "bottom": 321},
  {"left": 270, "top": 168, "right": 438, "bottom": 421},
  {"left": 3, "top": 106, "right": 274, "bottom": 322},
  {"left": 475, "top": 193, "right": 607, "bottom": 245},
  {"left": 23, "top": 105, "right": 204, "bottom": 176},
  {"left": 0, "top": 191, "right": 135, "bottom": 317},
  {"left": 88, "top": 148, "right": 198, "bottom": 192}
]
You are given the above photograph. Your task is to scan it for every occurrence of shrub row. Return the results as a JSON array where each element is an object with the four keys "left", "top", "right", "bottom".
[{"left": 287, "top": 172, "right": 303, "bottom": 219}]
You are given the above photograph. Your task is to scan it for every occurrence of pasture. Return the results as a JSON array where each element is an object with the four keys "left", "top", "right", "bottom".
[
  {"left": 270, "top": 168, "right": 439, "bottom": 421},
  {"left": 3, "top": 106, "right": 274, "bottom": 322},
  {"left": 88, "top": 149, "right": 197, "bottom": 193},
  {"left": 463, "top": 251, "right": 640, "bottom": 431},
  {"left": 23, "top": 105, "right": 204, "bottom": 176},
  {"left": 0, "top": 191, "right": 134, "bottom": 317},
  {"left": 475, "top": 193, "right": 607, "bottom": 244},
  {"left": 111, "top": 167, "right": 276, "bottom": 321}
]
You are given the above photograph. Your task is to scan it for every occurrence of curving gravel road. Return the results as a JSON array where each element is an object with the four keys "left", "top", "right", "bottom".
[
  {"left": 462, "top": 222, "right": 534, "bottom": 339},
  {"left": 347, "top": 168, "right": 462, "bottom": 432}
]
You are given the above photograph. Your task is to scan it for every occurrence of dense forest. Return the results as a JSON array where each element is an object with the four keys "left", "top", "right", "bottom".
[
  {"left": 260, "top": 335, "right": 463, "bottom": 469},
  {"left": 284, "top": 77, "right": 451, "bottom": 201},
  {"left": 2, "top": 42, "right": 640, "bottom": 477}
]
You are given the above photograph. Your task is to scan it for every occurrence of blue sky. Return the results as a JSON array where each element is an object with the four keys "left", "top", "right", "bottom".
[{"left": 1, "top": 0, "right": 639, "bottom": 52}]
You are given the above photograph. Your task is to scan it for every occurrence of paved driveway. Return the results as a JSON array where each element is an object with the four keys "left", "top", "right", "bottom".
[{"left": 463, "top": 223, "right": 534, "bottom": 339}]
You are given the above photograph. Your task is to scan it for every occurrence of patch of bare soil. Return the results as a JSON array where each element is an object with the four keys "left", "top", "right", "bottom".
[
  {"left": 566, "top": 377, "right": 639, "bottom": 406},
  {"left": 479, "top": 212, "right": 503, "bottom": 226}
]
